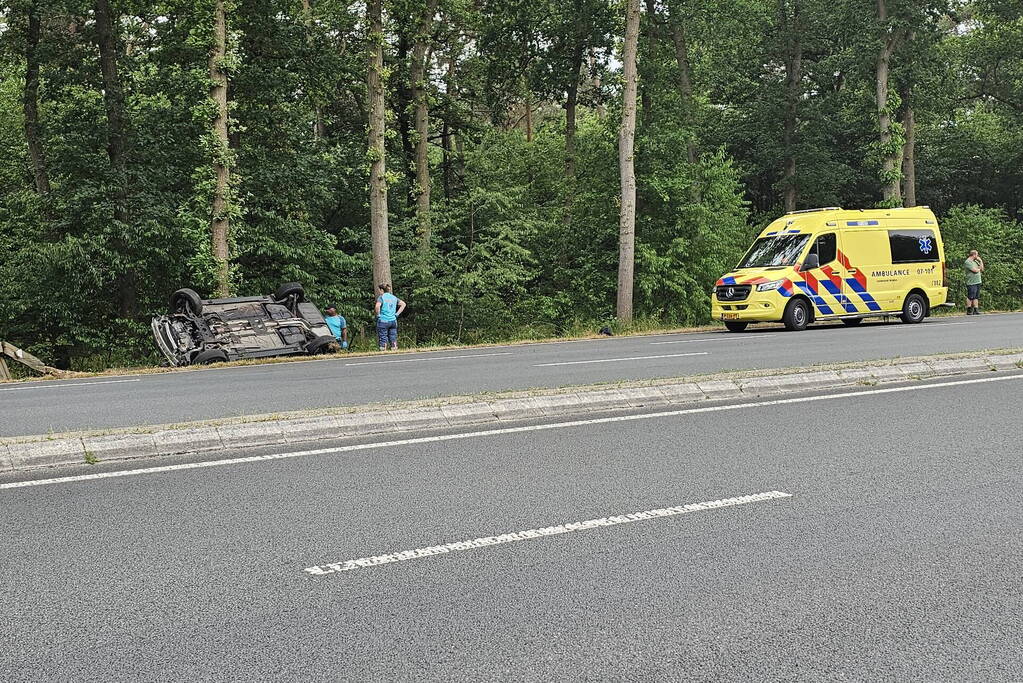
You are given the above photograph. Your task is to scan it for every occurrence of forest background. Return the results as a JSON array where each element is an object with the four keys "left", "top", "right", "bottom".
[{"left": 0, "top": 0, "right": 1021, "bottom": 369}]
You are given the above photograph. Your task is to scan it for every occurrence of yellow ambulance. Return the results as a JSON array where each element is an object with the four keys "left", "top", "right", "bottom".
[{"left": 711, "top": 207, "right": 948, "bottom": 331}]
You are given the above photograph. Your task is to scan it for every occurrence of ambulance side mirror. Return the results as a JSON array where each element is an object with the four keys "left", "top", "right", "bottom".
[{"left": 803, "top": 254, "right": 820, "bottom": 271}]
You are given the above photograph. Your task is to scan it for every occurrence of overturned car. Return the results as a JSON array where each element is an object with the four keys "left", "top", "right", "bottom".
[{"left": 151, "top": 282, "right": 338, "bottom": 366}]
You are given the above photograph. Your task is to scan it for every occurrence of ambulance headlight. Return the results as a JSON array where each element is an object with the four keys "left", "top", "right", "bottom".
[{"left": 757, "top": 279, "right": 785, "bottom": 292}]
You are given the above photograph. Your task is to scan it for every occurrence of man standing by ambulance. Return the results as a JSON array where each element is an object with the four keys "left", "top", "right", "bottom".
[{"left": 964, "top": 250, "right": 984, "bottom": 315}]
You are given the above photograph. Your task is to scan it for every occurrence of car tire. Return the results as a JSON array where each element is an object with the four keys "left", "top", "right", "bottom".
[
  {"left": 171, "top": 288, "right": 203, "bottom": 315},
  {"left": 841, "top": 317, "right": 863, "bottom": 326},
  {"left": 306, "top": 335, "right": 338, "bottom": 355},
  {"left": 782, "top": 298, "right": 810, "bottom": 331},
  {"left": 192, "top": 348, "right": 228, "bottom": 365},
  {"left": 275, "top": 282, "right": 305, "bottom": 303},
  {"left": 724, "top": 321, "right": 748, "bottom": 333},
  {"left": 901, "top": 293, "right": 926, "bottom": 324}
]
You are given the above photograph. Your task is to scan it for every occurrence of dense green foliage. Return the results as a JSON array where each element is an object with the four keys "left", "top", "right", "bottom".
[{"left": 0, "top": 0, "right": 1020, "bottom": 368}]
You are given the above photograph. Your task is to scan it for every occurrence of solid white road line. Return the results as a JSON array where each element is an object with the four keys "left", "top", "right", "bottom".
[
  {"left": 535, "top": 352, "right": 710, "bottom": 367},
  {"left": 303, "top": 491, "right": 793, "bottom": 576},
  {"left": 0, "top": 378, "right": 141, "bottom": 393},
  {"left": 3, "top": 372, "right": 1020, "bottom": 491},
  {"left": 344, "top": 352, "right": 513, "bottom": 367}
]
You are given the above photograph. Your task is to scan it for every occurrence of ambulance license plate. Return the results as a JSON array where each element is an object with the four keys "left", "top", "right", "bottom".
[{"left": 721, "top": 313, "right": 740, "bottom": 320}]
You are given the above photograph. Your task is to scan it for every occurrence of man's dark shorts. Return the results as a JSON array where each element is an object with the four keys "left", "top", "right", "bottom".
[{"left": 966, "top": 284, "right": 981, "bottom": 300}]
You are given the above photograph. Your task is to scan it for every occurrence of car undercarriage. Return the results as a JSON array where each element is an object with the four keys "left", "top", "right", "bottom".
[{"left": 151, "top": 283, "right": 337, "bottom": 366}]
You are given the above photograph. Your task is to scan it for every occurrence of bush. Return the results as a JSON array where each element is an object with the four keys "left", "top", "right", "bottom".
[{"left": 940, "top": 205, "right": 1023, "bottom": 311}]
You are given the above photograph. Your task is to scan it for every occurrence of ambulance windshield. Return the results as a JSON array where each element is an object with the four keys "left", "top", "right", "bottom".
[{"left": 737, "top": 234, "right": 811, "bottom": 269}]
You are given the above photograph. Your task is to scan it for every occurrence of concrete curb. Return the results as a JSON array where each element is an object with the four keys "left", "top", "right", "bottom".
[{"left": 4, "top": 350, "right": 1022, "bottom": 474}]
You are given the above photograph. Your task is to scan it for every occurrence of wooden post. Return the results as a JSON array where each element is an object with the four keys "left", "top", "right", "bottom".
[
  {"left": 0, "top": 356, "right": 11, "bottom": 381},
  {"left": 1, "top": 341, "right": 67, "bottom": 377}
]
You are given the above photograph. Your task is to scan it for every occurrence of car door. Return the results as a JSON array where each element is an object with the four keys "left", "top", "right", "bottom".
[
  {"left": 836, "top": 230, "right": 886, "bottom": 312},
  {"left": 797, "top": 232, "right": 845, "bottom": 316}
]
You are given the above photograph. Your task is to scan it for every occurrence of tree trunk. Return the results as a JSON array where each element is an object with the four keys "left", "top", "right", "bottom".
[
  {"left": 395, "top": 30, "right": 417, "bottom": 205},
  {"left": 210, "top": 0, "right": 231, "bottom": 296},
  {"left": 876, "top": 0, "right": 903, "bottom": 205},
  {"left": 524, "top": 88, "right": 533, "bottom": 142},
  {"left": 781, "top": 0, "right": 802, "bottom": 213},
  {"left": 901, "top": 85, "right": 916, "bottom": 207},
  {"left": 668, "top": 9, "right": 698, "bottom": 166},
  {"left": 617, "top": 0, "right": 641, "bottom": 323},
  {"left": 367, "top": 0, "right": 392, "bottom": 289},
  {"left": 441, "top": 55, "right": 454, "bottom": 199},
  {"left": 412, "top": 0, "right": 438, "bottom": 252},
  {"left": 23, "top": 0, "right": 50, "bottom": 196},
  {"left": 641, "top": 0, "right": 659, "bottom": 128},
  {"left": 95, "top": 0, "right": 137, "bottom": 315},
  {"left": 441, "top": 114, "right": 451, "bottom": 200},
  {"left": 300, "top": 0, "right": 326, "bottom": 137},
  {"left": 588, "top": 49, "right": 606, "bottom": 118},
  {"left": 564, "top": 30, "right": 585, "bottom": 229}
]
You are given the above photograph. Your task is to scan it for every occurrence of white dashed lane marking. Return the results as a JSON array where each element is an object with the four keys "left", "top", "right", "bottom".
[
  {"left": 535, "top": 352, "right": 709, "bottom": 366},
  {"left": 304, "top": 491, "right": 793, "bottom": 576},
  {"left": 0, "top": 379, "right": 141, "bottom": 393}
]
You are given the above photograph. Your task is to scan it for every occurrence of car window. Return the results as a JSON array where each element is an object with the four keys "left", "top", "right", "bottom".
[{"left": 808, "top": 233, "right": 836, "bottom": 267}]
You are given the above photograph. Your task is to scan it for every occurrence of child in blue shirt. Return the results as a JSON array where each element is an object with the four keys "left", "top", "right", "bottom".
[{"left": 323, "top": 307, "right": 349, "bottom": 349}]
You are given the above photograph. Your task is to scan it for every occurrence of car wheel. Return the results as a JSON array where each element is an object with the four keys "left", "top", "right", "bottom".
[
  {"left": 192, "top": 348, "right": 229, "bottom": 365},
  {"left": 171, "top": 288, "right": 203, "bottom": 315},
  {"left": 306, "top": 335, "right": 338, "bottom": 355},
  {"left": 274, "top": 282, "right": 305, "bottom": 303},
  {"left": 782, "top": 298, "right": 810, "bottom": 331},
  {"left": 901, "top": 293, "right": 926, "bottom": 324},
  {"left": 841, "top": 317, "right": 863, "bottom": 326},
  {"left": 724, "top": 321, "right": 748, "bottom": 333}
]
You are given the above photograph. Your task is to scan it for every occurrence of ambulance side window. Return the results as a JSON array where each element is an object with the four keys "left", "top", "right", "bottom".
[
  {"left": 811, "top": 233, "right": 836, "bottom": 267},
  {"left": 889, "top": 229, "right": 940, "bottom": 263}
]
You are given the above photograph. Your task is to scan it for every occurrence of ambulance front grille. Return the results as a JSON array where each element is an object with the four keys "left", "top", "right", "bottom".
[{"left": 715, "top": 285, "right": 751, "bottom": 302}]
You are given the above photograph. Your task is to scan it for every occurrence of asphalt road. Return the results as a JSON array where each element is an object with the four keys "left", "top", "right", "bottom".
[
  {"left": 3, "top": 312, "right": 1023, "bottom": 437},
  {"left": 2, "top": 373, "right": 1021, "bottom": 680}
]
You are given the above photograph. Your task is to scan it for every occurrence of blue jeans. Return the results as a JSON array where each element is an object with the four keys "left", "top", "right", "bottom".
[{"left": 377, "top": 320, "right": 397, "bottom": 349}]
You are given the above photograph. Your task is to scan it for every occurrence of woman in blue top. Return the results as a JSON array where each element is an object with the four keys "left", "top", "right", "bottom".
[{"left": 374, "top": 284, "right": 406, "bottom": 351}]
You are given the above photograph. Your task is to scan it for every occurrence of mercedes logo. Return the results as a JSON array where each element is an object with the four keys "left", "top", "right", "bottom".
[{"left": 726, "top": 287, "right": 735, "bottom": 298}]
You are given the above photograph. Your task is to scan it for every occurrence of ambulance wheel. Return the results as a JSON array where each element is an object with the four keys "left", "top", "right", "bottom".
[
  {"left": 842, "top": 318, "right": 863, "bottom": 326},
  {"left": 782, "top": 299, "right": 810, "bottom": 331},
  {"left": 900, "top": 293, "right": 926, "bottom": 324},
  {"left": 724, "top": 321, "right": 748, "bottom": 333}
]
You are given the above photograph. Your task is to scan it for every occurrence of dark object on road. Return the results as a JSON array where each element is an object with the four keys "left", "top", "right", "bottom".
[
  {"left": 598, "top": 326, "right": 613, "bottom": 336},
  {"left": 151, "top": 282, "right": 337, "bottom": 366}
]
